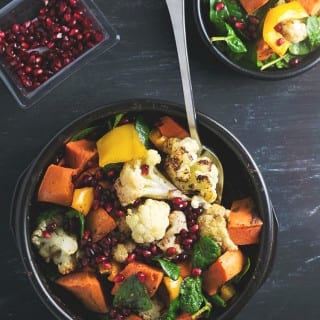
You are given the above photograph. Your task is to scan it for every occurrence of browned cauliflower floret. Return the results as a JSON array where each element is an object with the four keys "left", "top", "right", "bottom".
[
  {"left": 198, "top": 204, "right": 237, "bottom": 252},
  {"left": 157, "top": 210, "right": 188, "bottom": 254},
  {"left": 282, "top": 19, "right": 308, "bottom": 43},
  {"left": 163, "top": 137, "right": 219, "bottom": 203}
]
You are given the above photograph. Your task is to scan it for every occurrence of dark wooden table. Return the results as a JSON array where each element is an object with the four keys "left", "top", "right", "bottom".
[{"left": 1, "top": 1, "right": 319, "bottom": 319}]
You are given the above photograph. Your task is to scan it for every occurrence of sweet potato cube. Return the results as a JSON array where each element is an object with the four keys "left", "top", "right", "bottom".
[
  {"left": 202, "top": 250, "right": 246, "bottom": 295},
  {"left": 111, "top": 262, "right": 164, "bottom": 297},
  {"left": 55, "top": 271, "right": 108, "bottom": 314},
  {"left": 228, "top": 197, "right": 263, "bottom": 245},
  {"left": 38, "top": 164, "right": 74, "bottom": 206},
  {"left": 239, "top": 0, "right": 269, "bottom": 14},
  {"left": 64, "top": 139, "right": 97, "bottom": 171},
  {"left": 86, "top": 207, "right": 117, "bottom": 242},
  {"left": 297, "top": 0, "right": 320, "bottom": 15}
]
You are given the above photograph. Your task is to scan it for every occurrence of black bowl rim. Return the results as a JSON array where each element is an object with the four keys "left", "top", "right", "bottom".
[
  {"left": 193, "top": 0, "right": 320, "bottom": 80},
  {"left": 11, "top": 98, "right": 277, "bottom": 320}
]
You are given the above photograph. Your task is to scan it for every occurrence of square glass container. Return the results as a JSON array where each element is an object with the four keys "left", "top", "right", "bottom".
[{"left": 0, "top": 0, "right": 119, "bottom": 108}]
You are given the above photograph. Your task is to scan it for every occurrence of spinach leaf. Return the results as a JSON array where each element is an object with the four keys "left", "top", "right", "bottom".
[
  {"left": 154, "top": 257, "right": 181, "bottom": 281},
  {"left": 113, "top": 113, "right": 125, "bottom": 128},
  {"left": 113, "top": 275, "right": 153, "bottom": 312},
  {"left": 65, "top": 209, "right": 85, "bottom": 238},
  {"left": 192, "top": 236, "right": 221, "bottom": 270},
  {"left": 135, "top": 115, "right": 151, "bottom": 148},
  {"left": 210, "top": 294, "right": 227, "bottom": 308},
  {"left": 232, "top": 257, "right": 251, "bottom": 283},
  {"left": 36, "top": 207, "right": 64, "bottom": 225},
  {"left": 159, "top": 298, "right": 180, "bottom": 320},
  {"left": 70, "top": 126, "right": 101, "bottom": 142},
  {"left": 211, "top": 24, "right": 247, "bottom": 53},
  {"left": 307, "top": 16, "right": 320, "bottom": 48},
  {"left": 191, "top": 296, "right": 212, "bottom": 319},
  {"left": 289, "top": 41, "right": 311, "bottom": 55},
  {"left": 103, "top": 162, "right": 123, "bottom": 176},
  {"left": 180, "top": 276, "right": 204, "bottom": 314}
]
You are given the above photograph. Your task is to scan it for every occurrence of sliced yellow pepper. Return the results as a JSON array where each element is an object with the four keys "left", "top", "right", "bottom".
[
  {"left": 263, "top": 1, "right": 308, "bottom": 56},
  {"left": 220, "top": 283, "right": 236, "bottom": 302},
  {"left": 97, "top": 123, "right": 147, "bottom": 167},
  {"left": 71, "top": 187, "right": 94, "bottom": 215},
  {"left": 163, "top": 276, "right": 183, "bottom": 302}
]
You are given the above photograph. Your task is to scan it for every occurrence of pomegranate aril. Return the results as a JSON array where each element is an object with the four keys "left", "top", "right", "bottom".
[
  {"left": 191, "top": 268, "right": 202, "bottom": 277},
  {"left": 276, "top": 38, "right": 285, "bottom": 46},
  {"left": 166, "top": 247, "right": 176, "bottom": 256},
  {"left": 274, "top": 23, "right": 283, "bottom": 32},
  {"left": 114, "top": 274, "right": 125, "bottom": 283},
  {"left": 235, "top": 21, "right": 245, "bottom": 29},
  {"left": 127, "top": 252, "right": 136, "bottom": 263},
  {"left": 215, "top": 2, "right": 225, "bottom": 11},
  {"left": 137, "top": 271, "right": 146, "bottom": 283},
  {"left": 42, "top": 230, "right": 52, "bottom": 238}
]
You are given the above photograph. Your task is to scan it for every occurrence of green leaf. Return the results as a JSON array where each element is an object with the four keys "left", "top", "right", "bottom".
[
  {"left": 159, "top": 298, "right": 180, "bottom": 320},
  {"left": 135, "top": 115, "right": 151, "bottom": 148},
  {"left": 36, "top": 207, "right": 64, "bottom": 226},
  {"left": 65, "top": 209, "right": 85, "bottom": 238},
  {"left": 289, "top": 41, "right": 311, "bottom": 55},
  {"left": 210, "top": 294, "right": 226, "bottom": 308},
  {"left": 113, "top": 113, "right": 125, "bottom": 128},
  {"left": 232, "top": 257, "right": 251, "bottom": 283},
  {"left": 180, "top": 276, "right": 204, "bottom": 314},
  {"left": 211, "top": 23, "right": 247, "bottom": 53},
  {"left": 307, "top": 16, "right": 320, "bottom": 48},
  {"left": 103, "top": 162, "right": 123, "bottom": 175},
  {"left": 113, "top": 275, "right": 153, "bottom": 312},
  {"left": 191, "top": 296, "right": 212, "bottom": 319},
  {"left": 192, "top": 236, "right": 221, "bottom": 270},
  {"left": 70, "top": 126, "right": 101, "bottom": 142},
  {"left": 154, "top": 258, "right": 181, "bottom": 281}
]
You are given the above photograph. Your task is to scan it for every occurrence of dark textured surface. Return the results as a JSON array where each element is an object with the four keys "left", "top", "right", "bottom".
[{"left": 0, "top": 1, "right": 319, "bottom": 319}]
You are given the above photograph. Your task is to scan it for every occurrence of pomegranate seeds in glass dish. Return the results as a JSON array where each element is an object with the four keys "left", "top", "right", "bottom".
[{"left": 0, "top": 0, "right": 119, "bottom": 108}]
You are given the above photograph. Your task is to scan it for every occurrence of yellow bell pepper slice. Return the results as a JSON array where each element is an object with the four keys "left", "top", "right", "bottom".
[
  {"left": 263, "top": 1, "right": 308, "bottom": 56},
  {"left": 97, "top": 123, "right": 147, "bottom": 167},
  {"left": 220, "top": 283, "right": 236, "bottom": 302},
  {"left": 163, "top": 276, "right": 183, "bottom": 301},
  {"left": 71, "top": 187, "right": 94, "bottom": 215}
]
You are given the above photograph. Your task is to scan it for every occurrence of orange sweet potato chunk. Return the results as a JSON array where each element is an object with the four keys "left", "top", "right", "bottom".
[
  {"left": 297, "top": 0, "right": 320, "bottom": 15},
  {"left": 202, "top": 250, "right": 246, "bottom": 295},
  {"left": 55, "top": 271, "right": 108, "bottom": 314},
  {"left": 64, "top": 139, "right": 97, "bottom": 171},
  {"left": 86, "top": 207, "right": 117, "bottom": 242},
  {"left": 177, "top": 260, "right": 192, "bottom": 279},
  {"left": 239, "top": 0, "right": 270, "bottom": 14},
  {"left": 157, "top": 116, "right": 189, "bottom": 139},
  {"left": 38, "top": 164, "right": 75, "bottom": 206},
  {"left": 111, "top": 262, "right": 164, "bottom": 297},
  {"left": 228, "top": 197, "right": 263, "bottom": 245}
]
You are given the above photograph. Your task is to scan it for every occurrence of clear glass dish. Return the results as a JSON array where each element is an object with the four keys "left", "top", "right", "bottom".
[{"left": 0, "top": 0, "right": 120, "bottom": 108}]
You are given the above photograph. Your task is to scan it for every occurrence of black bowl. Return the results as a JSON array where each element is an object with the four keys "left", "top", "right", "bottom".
[
  {"left": 193, "top": 0, "right": 320, "bottom": 80},
  {"left": 10, "top": 99, "right": 278, "bottom": 319}
]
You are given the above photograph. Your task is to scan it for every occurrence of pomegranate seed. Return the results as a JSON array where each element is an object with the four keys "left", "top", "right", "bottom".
[
  {"left": 215, "top": 2, "right": 225, "bottom": 11},
  {"left": 33, "top": 68, "right": 44, "bottom": 76},
  {"left": 127, "top": 253, "right": 136, "bottom": 263},
  {"left": 12, "top": 24, "right": 20, "bottom": 34},
  {"left": 248, "top": 15, "right": 260, "bottom": 25},
  {"left": 166, "top": 247, "right": 176, "bottom": 256},
  {"left": 274, "top": 23, "right": 283, "bottom": 32},
  {"left": 101, "top": 262, "right": 111, "bottom": 270},
  {"left": 114, "top": 274, "right": 125, "bottom": 283},
  {"left": 183, "top": 238, "right": 193, "bottom": 245},
  {"left": 137, "top": 271, "right": 146, "bottom": 283},
  {"left": 96, "top": 255, "right": 107, "bottom": 264},
  {"left": 190, "top": 224, "right": 199, "bottom": 233},
  {"left": 69, "top": 0, "right": 78, "bottom": 7},
  {"left": 150, "top": 245, "right": 158, "bottom": 255},
  {"left": 42, "top": 230, "right": 52, "bottom": 238},
  {"left": 235, "top": 21, "right": 245, "bottom": 29},
  {"left": 276, "top": 38, "right": 285, "bottom": 46},
  {"left": 191, "top": 268, "right": 202, "bottom": 277},
  {"left": 290, "top": 57, "right": 300, "bottom": 66},
  {"left": 142, "top": 249, "right": 152, "bottom": 258},
  {"left": 140, "top": 164, "right": 149, "bottom": 176}
]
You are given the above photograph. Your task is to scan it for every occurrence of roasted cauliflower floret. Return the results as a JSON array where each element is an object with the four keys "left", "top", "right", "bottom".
[
  {"left": 126, "top": 199, "right": 170, "bottom": 243},
  {"left": 31, "top": 213, "right": 78, "bottom": 275},
  {"left": 112, "top": 241, "right": 136, "bottom": 263},
  {"left": 157, "top": 210, "right": 188, "bottom": 254},
  {"left": 163, "top": 137, "right": 219, "bottom": 203},
  {"left": 282, "top": 19, "right": 307, "bottom": 43},
  {"left": 198, "top": 204, "right": 237, "bottom": 252},
  {"left": 139, "top": 297, "right": 164, "bottom": 320},
  {"left": 114, "top": 149, "right": 186, "bottom": 206}
]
